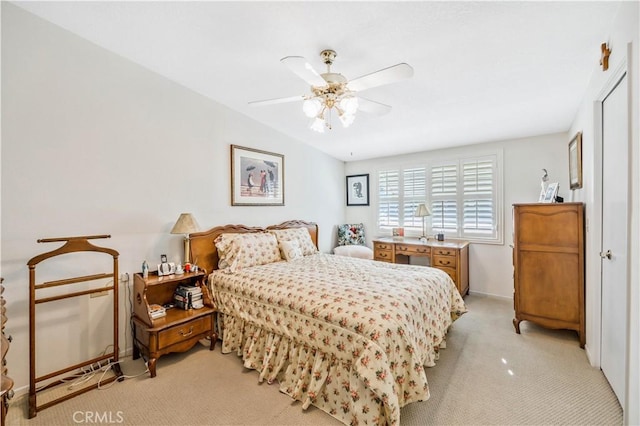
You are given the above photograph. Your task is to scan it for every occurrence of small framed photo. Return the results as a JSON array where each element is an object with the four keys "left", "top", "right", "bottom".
[
  {"left": 569, "top": 132, "right": 583, "bottom": 190},
  {"left": 346, "top": 174, "right": 369, "bottom": 206},
  {"left": 542, "top": 182, "right": 559, "bottom": 203},
  {"left": 231, "top": 145, "right": 284, "bottom": 206},
  {"left": 392, "top": 227, "right": 405, "bottom": 240}
]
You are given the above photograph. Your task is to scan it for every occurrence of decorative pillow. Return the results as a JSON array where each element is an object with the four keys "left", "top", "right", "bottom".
[
  {"left": 268, "top": 228, "right": 317, "bottom": 256},
  {"left": 337, "top": 223, "right": 366, "bottom": 246},
  {"left": 333, "top": 245, "right": 374, "bottom": 259},
  {"left": 214, "top": 232, "right": 281, "bottom": 272},
  {"left": 279, "top": 239, "right": 304, "bottom": 261},
  {"left": 214, "top": 233, "right": 238, "bottom": 270}
]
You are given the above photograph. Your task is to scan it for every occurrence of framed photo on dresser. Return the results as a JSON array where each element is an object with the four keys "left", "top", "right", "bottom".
[{"left": 542, "top": 182, "right": 559, "bottom": 203}]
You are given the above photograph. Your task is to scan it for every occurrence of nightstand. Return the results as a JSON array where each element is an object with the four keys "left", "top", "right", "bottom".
[{"left": 131, "top": 271, "right": 216, "bottom": 377}]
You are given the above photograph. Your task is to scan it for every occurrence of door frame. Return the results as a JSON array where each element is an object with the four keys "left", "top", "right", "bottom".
[{"left": 591, "top": 47, "right": 631, "bottom": 420}]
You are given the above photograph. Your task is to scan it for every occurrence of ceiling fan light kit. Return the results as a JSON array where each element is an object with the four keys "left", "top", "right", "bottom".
[{"left": 249, "top": 49, "right": 413, "bottom": 133}]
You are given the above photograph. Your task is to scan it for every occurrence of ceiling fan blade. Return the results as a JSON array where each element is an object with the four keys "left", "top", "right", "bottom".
[
  {"left": 248, "top": 95, "right": 305, "bottom": 107},
  {"left": 358, "top": 97, "right": 392, "bottom": 116},
  {"left": 281, "top": 56, "right": 327, "bottom": 87},
  {"left": 348, "top": 63, "right": 414, "bottom": 92}
]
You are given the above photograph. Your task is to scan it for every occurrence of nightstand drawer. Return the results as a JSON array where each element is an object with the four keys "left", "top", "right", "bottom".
[
  {"left": 158, "top": 316, "right": 211, "bottom": 349},
  {"left": 433, "top": 255, "right": 456, "bottom": 268},
  {"left": 395, "top": 244, "right": 430, "bottom": 257}
]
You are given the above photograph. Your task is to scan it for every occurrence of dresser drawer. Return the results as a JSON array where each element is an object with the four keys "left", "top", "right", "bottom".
[
  {"left": 433, "top": 248, "right": 456, "bottom": 257},
  {"left": 433, "top": 255, "right": 457, "bottom": 268},
  {"left": 395, "top": 244, "right": 430, "bottom": 257},
  {"left": 157, "top": 316, "right": 211, "bottom": 350}
]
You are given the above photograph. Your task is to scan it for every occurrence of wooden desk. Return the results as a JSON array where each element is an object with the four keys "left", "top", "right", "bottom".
[{"left": 373, "top": 237, "right": 469, "bottom": 296}]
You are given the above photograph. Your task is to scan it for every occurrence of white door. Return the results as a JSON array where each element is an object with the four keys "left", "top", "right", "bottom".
[{"left": 600, "top": 72, "right": 628, "bottom": 405}]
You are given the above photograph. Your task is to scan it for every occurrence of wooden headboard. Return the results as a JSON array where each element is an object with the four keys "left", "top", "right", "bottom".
[{"left": 188, "top": 220, "right": 318, "bottom": 276}]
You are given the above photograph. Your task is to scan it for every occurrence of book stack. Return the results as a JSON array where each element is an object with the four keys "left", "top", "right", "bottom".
[
  {"left": 148, "top": 303, "right": 166, "bottom": 319},
  {"left": 174, "top": 285, "right": 204, "bottom": 310}
]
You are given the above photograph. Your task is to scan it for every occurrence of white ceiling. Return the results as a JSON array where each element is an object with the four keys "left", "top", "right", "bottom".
[{"left": 13, "top": 1, "right": 621, "bottom": 162}]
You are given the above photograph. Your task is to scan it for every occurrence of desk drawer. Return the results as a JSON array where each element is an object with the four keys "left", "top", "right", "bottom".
[
  {"left": 436, "top": 266, "right": 457, "bottom": 283},
  {"left": 433, "top": 255, "right": 456, "bottom": 268},
  {"left": 395, "top": 244, "right": 431, "bottom": 257},
  {"left": 374, "top": 242, "right": 394, "bottom": 251},
  {"left": 374, "top": 249, "right": 393, "bottom": 262},
  {"left": 433, "top": 248, "right": 456, "bottom": 257},
  {"left": 158, "top": 316, "right": 211, "bottom": 350}
]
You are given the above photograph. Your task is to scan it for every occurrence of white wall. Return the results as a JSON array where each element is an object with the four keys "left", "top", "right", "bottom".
[
  {"left": 1, "top": 3, "right": 345, "bottom": 395},
  {"left": 345, "top": 132, "right": 569, "bottom": 298},
  {"left": 567, "top": 2, "right": 639, "bottom": 423}
]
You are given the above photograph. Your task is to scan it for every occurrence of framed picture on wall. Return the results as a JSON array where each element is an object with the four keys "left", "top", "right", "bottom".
[
  {"left": 346, "top": 174, "right": 369, "bottom": 206},
  {"left": 231, "top": 145, "right": 284, "bottom": 206},
  {"left": 569, "top": 131, "right": 583, "bottom": 190}
]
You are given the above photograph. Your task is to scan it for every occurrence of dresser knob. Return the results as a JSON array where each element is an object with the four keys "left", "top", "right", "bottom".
[{"left": 6, "top": 335, "right": 11, "bottom": 343}]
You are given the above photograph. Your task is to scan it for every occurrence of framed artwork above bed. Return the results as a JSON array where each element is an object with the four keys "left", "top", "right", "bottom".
[{"left": 231, "top": 145, "right": 284, "bottom": 206}]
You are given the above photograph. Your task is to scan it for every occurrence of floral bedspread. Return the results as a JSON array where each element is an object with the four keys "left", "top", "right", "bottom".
[{"left": 209, "top": 253, "right": 467, "bottom": 425}]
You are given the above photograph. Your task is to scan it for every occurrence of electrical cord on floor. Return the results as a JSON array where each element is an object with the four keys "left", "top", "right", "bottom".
[{"left": 97, "top": 359, "right": 149, "bottom": 389}]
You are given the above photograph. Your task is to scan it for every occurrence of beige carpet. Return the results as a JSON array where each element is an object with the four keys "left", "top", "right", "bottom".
[{"left": 7, "top": 295, "right": 622, "bottom": 425}]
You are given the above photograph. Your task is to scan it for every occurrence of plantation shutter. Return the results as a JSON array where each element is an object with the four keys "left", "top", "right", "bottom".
[
  {"left": 376, "top": 151, "right": 501, "bottom": 243},
  {"left": 378, "top": 170, "right": 400, "bottom": 227},
  {"left": 403, "top": 167, "right": 426, "bottom": 229},
  {"left": 430, "top": 163, "right": 458, "bottom": 232},
  {"left": 462, "top": 157, "right": 496, "bottom": 239}
]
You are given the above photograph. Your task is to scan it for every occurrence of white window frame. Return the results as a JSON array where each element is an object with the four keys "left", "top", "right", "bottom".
[
  {"left": 376, "top": 150, "right": 503, "bottom": 245},
  {"left": 377, "top": 166, "right": 427, "bottom": 235}
]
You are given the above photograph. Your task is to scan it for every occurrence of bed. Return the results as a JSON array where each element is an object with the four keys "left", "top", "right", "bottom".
[{"left": 189, "top": 220, "right": 466, "bottom": 426}]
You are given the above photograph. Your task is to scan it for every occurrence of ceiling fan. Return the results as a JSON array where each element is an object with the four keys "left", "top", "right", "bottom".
[{"left": 249, "top": 49, "right": 414, "bottom": 133}]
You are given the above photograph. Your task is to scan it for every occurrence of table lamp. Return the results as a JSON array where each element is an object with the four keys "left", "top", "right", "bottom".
[
  {"left": 170, "top": 213, "right": 200, "bottom": 264},
  {"left": 414, "top": 203, "right": 431, "bottom": 241}
]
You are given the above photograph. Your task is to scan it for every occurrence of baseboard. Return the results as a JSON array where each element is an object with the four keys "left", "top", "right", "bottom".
[
  {"left": 468, "top": 290, "right": 513, "bottom": 301},
  {"left": 584, "top": 343, "right": 598, "bottom": 368}
]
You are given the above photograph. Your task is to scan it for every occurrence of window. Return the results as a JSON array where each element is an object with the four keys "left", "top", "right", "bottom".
[
  {"left": 377, "top": 152, "right": 502, "bottom": 243},
  {"left": 378, "top": 167, "right": 426, "bottom": 231},
  {"left": 402, "top": 167, "right": 426, "bottom": 229},
  {"left": 378, "top": 170, "right": 399, "bottom": 227}
]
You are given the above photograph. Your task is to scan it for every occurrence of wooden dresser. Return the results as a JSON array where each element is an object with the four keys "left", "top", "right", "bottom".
[
  {"left": 512, "top": 203, "right": 585, "bottom": 347},
  {"left": 373, "top": 237, "right": 469, "bottom": 296}
]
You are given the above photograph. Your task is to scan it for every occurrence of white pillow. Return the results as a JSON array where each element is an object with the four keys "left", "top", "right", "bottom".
[
  {"left": 333, "top": 245, "right": 374, "bottom": 259},
  {"left": 279, "top": 239, "right": 303, "bottom": 261}
]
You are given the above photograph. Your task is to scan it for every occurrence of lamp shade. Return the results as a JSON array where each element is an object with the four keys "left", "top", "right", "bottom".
[
  {"left": 170, "top": 213, "right": 200, "bottom": 235},
  {"left": 303, "top": 98, "right": 323, "bottom": 118},
  {"left": 414, "top": 203, "right": 431, "bottom": 218}
]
